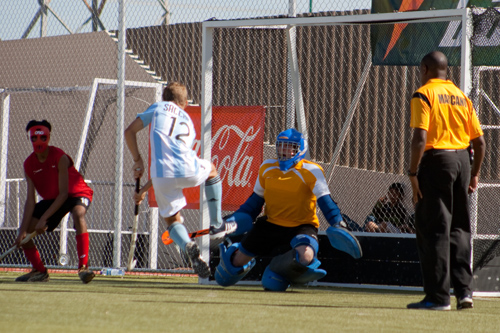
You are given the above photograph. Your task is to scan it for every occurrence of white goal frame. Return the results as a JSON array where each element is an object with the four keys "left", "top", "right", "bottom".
[
  {"left": 0, "top": 79, "right": 162, "bottom": 269},
  {"left": 60, "top": 78, "right": 163, "bottom": 268},
  {"left": 199, "top": 8, "right": 500, "bottom": 294}
]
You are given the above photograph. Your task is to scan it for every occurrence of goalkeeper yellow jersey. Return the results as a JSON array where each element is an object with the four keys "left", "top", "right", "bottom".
[{"left": 253, "top": 159, "right": 331, "bottom": 228}]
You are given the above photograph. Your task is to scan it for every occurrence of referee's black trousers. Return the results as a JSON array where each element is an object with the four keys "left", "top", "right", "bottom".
[{"left": 415, "top": 149, "right": 473, "bottom": 305}]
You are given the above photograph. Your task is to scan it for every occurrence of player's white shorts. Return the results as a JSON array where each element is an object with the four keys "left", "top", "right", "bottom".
[{"left": 152, "top": 158, "right": 211, "bottom": 217}]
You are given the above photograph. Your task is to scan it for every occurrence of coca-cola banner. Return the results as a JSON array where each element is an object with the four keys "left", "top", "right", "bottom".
[{"left": 148, "top": 105, "right": 265, "bottom": 211}]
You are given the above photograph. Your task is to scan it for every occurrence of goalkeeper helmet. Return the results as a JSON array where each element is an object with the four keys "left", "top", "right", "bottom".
[{"left": 276, "top": 128, "right": 307, "bottom": 171}]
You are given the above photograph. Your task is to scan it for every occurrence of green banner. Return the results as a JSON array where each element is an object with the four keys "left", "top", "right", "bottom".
[
  {"left": 371, "top": 1, "right": 500, "bottom": 66},
  {"left": 372, "top": 0, "right": 500, "bottom": 14},
  {"left": 371, "top": 0, "right": 460, "bottom": 14}
]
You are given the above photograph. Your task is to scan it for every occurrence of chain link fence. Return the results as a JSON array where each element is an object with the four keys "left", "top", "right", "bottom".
[
  {"left": 1, "top": 0, "right": 373, "bottom": 41},
  {"left": 1, "top": 2, "right": 499, "bottom": 281},
  {"left": 470, "top": 7, "right": 500, "bottom": 271}
]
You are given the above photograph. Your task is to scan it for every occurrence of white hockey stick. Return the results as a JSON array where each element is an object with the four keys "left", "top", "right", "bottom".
[
  {"left": 0, "top": 231, "right": 37, "bottom": 262},
  {"left": 126, "top": 178, "right": 140, "bottom": 271}
]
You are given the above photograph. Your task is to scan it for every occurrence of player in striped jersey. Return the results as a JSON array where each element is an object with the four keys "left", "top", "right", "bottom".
[{"left": 125, "top": 82, "right": 226, "bottom": 278}]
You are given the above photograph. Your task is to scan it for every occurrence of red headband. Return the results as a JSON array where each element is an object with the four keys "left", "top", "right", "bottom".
[{"left": 29, "top": 126, "right": 50, "bottom": 153}]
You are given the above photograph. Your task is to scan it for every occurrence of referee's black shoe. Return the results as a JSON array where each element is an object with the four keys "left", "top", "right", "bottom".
[{"left": 456, "top": 295, "right": 473, "bottom": 310}]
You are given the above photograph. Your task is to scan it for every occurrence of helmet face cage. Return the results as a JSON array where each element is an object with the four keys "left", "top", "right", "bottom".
[
  {"left": 276, "top": 141, "right": 300, "bottom": 162},
  {"left": 275, "top": 128, "right": 307, "bottom": 171}
]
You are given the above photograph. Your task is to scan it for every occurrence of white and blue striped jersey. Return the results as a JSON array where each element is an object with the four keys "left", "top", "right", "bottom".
[{"left": 137, "top": 101, "right": 200, "bottom": 178}]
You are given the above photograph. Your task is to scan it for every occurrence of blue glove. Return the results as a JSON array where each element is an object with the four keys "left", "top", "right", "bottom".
[{"left": 326, "top": 222, "right": 363, "bottom": 259}]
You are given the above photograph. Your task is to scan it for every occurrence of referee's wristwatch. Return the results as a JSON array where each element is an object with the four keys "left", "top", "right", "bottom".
[{"left": 407, "top": 169, "right": 417, "bottom": 177}]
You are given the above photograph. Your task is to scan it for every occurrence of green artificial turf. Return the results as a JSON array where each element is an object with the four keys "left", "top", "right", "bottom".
[{"left": 1, "top": 271, "right": 499, "bottom": 332}]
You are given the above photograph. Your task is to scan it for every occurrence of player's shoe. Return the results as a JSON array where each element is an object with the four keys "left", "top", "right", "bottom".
[
  {"left": 15, "top": 268, "right": 49, "bottom": 282},
  {"left": 15, "top": 268, "right": 39, "bottom": 282},
  {"left": 209, "top": 220, "right": 237, "bottom": 240},
  {"left": 78, "top": 265, "right": 96, "bottom": 284},
  {"left": 456, "top": 295, "right": 473, "bottom": 310},
  {"left": 185, "top": 242, "right": 210, "bottom": 278},
  {"left": 28, "top": 270, "right": 50, "bottom": 282},
  {"left": 407, "top": 300, "right": 451, "bottom": 311}
]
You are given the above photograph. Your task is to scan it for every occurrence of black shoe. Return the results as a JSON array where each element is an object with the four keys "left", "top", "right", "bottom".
[
  {"left": 457, "top": 295, "right": 473, "bottom": 310},
  {"left": 185, "top": 242, "right": 210, "bottom": 278},
  {"left": 78, "top": 265, "right": 96, "bottom": 284},
  {"left": 28, "top": 270, "right": 49, "bottom": 282},
  {"left": 407, "top": 300, "right": 451, "bottom": 311},
  {"left": 15, "top": 268, "right": 38, "bottom": 282},
  {"left": 16, "top": 268, "right": 50, "bottom": 282}
]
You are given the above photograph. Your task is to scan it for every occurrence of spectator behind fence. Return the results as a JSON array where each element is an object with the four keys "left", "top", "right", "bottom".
[{"left": 364, "top": 182, "right": 414, "bottom": 234}]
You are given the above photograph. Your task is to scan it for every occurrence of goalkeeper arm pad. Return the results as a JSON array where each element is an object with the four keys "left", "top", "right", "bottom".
[
  {"left": 225, "top": 192, "right": 265, "bottom": 236},
  {"left": 317, "top": 195, "right": 343, "bottom": 226},
  {"left": 236, "top": 192, "right": 265, "bottom": 220}
]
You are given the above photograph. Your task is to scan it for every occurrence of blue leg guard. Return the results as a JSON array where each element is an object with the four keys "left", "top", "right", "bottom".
[
  {"left": 288, "top": 234, "right": 326, "bottom": 283},
  {"left": 262, "top": 257, "right": 326, "bottom": 291},
  {"left": 214, "top": 243, "right": 256, "bottom": 287},
  {"left": 261, "top": 244, "right": 327, "bottom": 291},
  {"left": 262, "top": 266, "right": 290, "bottom": 291},
  {"left": 326, "top": 224, "right": 363, "bottom": 259},
  {"left": 291, "top": 258, "right": 326, "bottom": 284},
  {"left": 290, "top": 234, "right": 319, "bottom": 256}
]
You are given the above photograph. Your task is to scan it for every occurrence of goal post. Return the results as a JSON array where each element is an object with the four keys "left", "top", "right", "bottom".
[
  {"left": 58, "top": 78, "right": 163, "bottom": 268},
  {"left": 201, "top": 7, "right": 472, "bottom": 233},
  {"left": 201, "top": 8, "right": 500, "bottom": 294},
  {"left": 0, "top": 80, "right": 163, "bottom": 270}
]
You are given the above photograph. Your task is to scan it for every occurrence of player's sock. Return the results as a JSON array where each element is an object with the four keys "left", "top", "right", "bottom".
[
  {"left": 205, "top": 175, "right": 222, "bottom": 228},
  {"left": 23, "top": 247, "right": 46, "bottom": 273},
  {"left": 167, "top": 222, "right": 192, "bottom": 252},
  {"left": 76, "top": 232, "right": 90, "bottom": 268}
]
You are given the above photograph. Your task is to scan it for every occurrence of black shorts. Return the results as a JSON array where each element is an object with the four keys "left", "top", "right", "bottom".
[
  {"left": 33, "top": 197, "right": 91, "bottom": 232},
  {"left": 239, "top": 216, "right": 318, "bottom": 257}
]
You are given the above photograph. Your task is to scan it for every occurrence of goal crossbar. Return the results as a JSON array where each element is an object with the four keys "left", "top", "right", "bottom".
[{"left": 202, "top": 8, "right": 466, "bottom": 29}]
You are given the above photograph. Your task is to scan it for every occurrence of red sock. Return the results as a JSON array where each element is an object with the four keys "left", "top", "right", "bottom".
[
  {"left": 23, "top": 247, "right": 46, "bottom": 273},
  {"left": 76, "top": 233, "right": 90, "bottom": 268}
]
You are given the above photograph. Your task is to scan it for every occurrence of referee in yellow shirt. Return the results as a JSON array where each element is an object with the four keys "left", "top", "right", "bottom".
[{"left": 407, "top": 51, "right": 485, "bottom": 311}]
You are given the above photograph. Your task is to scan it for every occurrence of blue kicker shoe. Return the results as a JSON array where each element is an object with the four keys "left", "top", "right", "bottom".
[{"left": 407, "top": 300, "right": 451, "bottom": 311}]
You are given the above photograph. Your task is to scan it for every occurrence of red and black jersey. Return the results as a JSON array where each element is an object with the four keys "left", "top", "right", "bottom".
[{"left": 23, "top": 146, "right": 93, "bottom": 201}]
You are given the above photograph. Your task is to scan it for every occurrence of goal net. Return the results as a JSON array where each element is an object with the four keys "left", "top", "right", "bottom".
[
  {"left": 0, "top": 80, "right": 176, "bottom": 271},
  {"left": 1, "top": 8, "right": 499, "bottom": 286},
  {"left": 201, "top": 7, "right": 500, "bottom": 279}
]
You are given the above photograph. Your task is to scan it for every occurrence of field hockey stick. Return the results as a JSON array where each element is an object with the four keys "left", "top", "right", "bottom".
[
  {"left": 126, "top": 178, "right": 141, "bottom": 271},
  {"left": 161, "top": 228, "right": 210, "bottom": 246},
  {"left": 0, "top": 231, "right": 37, "bottom": 262}
]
